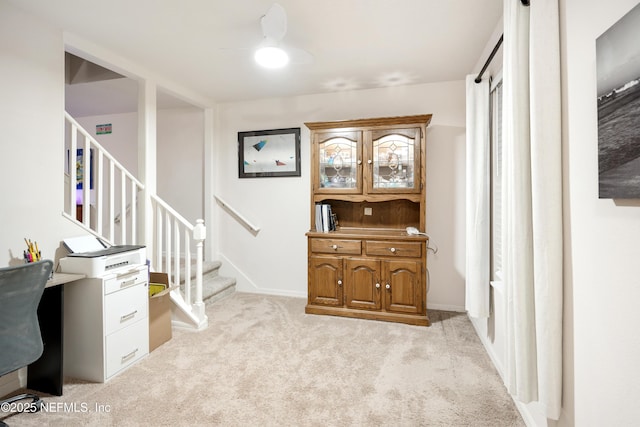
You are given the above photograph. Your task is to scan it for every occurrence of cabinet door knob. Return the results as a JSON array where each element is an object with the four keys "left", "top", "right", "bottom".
[
  {"left": 367, "top": 159, "right": 373, "bottom": 164},
  {"left": 385, "top": 283, "right": 391, "bottom": 290},
  {"left": 390, "top": 247, "right": 396, "bottom": 253},
  {"left": 375, "top": 283, "right": 380, "bottom": 289},
  {"left": 337, "top": 280, "right": 343, "bottom": 286},
  {"left": 357, "top": 159, "right": 362, "bottom": 165}
]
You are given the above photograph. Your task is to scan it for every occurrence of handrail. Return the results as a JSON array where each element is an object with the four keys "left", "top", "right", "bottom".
[
  {"left": 150, "top": 194, "right": 207, "bottom": 329},
  {"left": 64, "top": 113, "right": 144, "bottom": 245},
  {"left": 65, "top": 113, "right": 143, "bottom": 188},
  {"left": 214, "top": 195, "right": 260, "bottom": 235},
  {"left": 63, "top": 113, "right": 207, "bottom": 330},
  {"left": 150, "top": 194, "right": 195, "bottom": 231}
]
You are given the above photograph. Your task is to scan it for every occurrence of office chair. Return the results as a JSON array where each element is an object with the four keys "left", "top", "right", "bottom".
[{"left": 0, "top": 260, "right": 53, "bottom": 425}]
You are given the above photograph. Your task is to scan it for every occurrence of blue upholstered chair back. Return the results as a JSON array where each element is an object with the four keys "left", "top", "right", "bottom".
[{"left": 0, "top": 260, "right": 53, "bottom": 377}]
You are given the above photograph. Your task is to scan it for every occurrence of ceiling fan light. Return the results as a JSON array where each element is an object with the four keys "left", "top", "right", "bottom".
[{"left": 254, "top": 46, "right": 289, "bottom": 68}]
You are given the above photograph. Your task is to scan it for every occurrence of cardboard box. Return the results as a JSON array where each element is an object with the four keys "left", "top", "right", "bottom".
[{"left": 149, "top": 272, "right": 173, "bottom": 352}]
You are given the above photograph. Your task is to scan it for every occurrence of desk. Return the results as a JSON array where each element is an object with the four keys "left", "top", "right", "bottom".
[{"left": 27, "top": 273, "right": 84, "bottom": 396}]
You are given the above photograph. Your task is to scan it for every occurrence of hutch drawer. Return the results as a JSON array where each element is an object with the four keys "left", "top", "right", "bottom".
[
  {"left": 310, "top": 238, "right": 362, "bottom": 255},
  {"left": 365, "top": 240, "right": 422, "bottom": 258}
]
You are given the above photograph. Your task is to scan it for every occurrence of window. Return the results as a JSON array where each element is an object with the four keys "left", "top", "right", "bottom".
[{"left": 490, "top": 77, "right": 503, "bottom": 283}]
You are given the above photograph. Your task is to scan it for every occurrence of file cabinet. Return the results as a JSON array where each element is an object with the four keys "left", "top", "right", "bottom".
[{"left": 63, "top": 264, "right": 149, "bottom": 382}]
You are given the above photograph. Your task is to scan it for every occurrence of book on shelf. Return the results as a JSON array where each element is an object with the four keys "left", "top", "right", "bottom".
[{"left": 315, "top": 203, "right": 336, "bottom": 232}]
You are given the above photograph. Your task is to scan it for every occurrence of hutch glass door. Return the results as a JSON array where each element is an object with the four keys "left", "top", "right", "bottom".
[
  {"left": 370, "top": 128, "right": 420, "bottom": 193},
  {"left": 317, "top": 132, "right": 360, "bottom": 193}
]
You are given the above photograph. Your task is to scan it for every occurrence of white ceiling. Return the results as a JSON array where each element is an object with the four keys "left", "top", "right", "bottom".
[{"left": 10, "top": 0, "right": 502, "bottom": 114}]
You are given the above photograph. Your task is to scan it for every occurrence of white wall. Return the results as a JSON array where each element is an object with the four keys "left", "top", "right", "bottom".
[
  {"left": 214, "top": 81, "right": 467, "bottom": 309},
  {"left": 156, "top": 107, "right": 204, "bottom": 223},
  {"left": 469, "top": 1, "right": 640, "bottom": 425},
  {"left": 0, "top": 1, "right": 82, "bottom": 265},
  {"left": 75, "top": 108, "right": 204, "bottom": 224},
  {"left": 562, "top": 0, "right": 640, "bottom": 425},
  {"left": 76, "top": 112, "right": 139, "bottom": 175}
]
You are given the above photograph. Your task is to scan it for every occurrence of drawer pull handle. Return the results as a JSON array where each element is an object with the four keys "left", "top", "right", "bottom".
[
  {"left": 116, "top": 269, "right": 139, "bottom": 279},
  {"left": 337, "top": 280, "right": 343, "bottom": 286},
  {"left": 389, "top": 247, "right": 396, "bottom": 253},
  {"left": 120, "top": 279, "right": 137, "bottom": 288},
  {"left": 385, "top": 283, "right": 391, "bottom": 290},
  {"left": 331, "top": 244, "right": 341, "bottom": 250},
  {"left": 121, "top": 348, "right": 138, "bottom": 362},
  {"left": 120, "top": 310, "right": 138, "bottom": 322},
  {"left": 375, "top": 283, "right": 381, "bottom": 289}
]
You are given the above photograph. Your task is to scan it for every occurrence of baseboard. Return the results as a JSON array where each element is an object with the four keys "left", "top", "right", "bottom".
[
  {"left": 427, "top": 303, "right": 466, "bottom": 312},
  {"left": 216, "top": 253, "right": 463, "bottom": 305},
  {"left": 469, "top": 316, "right": 540, "bottom": 427},
  {"left": 217, "top": 253, "right": 306, "bottom": 299},
  {"left": 513, "top": 400, "right": 541, "bottom": 427},
  {"left": 0, "top": 370, "right": 24, "bottom": 398}
]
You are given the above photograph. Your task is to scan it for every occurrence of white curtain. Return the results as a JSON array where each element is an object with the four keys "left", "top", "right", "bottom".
[
  {"left": 502, "top": 0, "right": 563, "bottom": 420},
  {"left": 465, "top": 75, "right": 490, "bottom": 318}
]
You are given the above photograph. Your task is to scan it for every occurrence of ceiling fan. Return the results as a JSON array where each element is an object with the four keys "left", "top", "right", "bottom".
[{"left": 252, "top": 3, "right": 313, "bottom": 68}]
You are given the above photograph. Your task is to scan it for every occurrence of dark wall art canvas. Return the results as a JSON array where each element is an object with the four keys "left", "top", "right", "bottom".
[{"left": 596, "top": 3, "right": 640, "bottom": 198}]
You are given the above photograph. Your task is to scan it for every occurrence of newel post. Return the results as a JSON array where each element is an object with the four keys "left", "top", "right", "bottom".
[{"left": 192, "top": 219, "right": 208, "bottom": 327}]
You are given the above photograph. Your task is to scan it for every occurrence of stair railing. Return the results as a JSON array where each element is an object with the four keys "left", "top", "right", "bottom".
[
  {"left": 64, "top": 112, "right": 207, "bottom": 329},
  {"left": 150, "top": 194, "right": 207, "bottom": 329},
  {"left": 64, "top": 112, "right": 144, "bottom": 245},
  {"left": 214, "top": 195, "right": 260, "bottom": 235}
]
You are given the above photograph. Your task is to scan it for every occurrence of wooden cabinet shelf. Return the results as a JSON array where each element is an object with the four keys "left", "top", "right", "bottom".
[{"left": 305, "top": 115, "right": 432, "bottom": 326}]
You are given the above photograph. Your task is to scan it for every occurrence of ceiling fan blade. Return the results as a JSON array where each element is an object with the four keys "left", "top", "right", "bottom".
[
  {"left": 261, "top": 3, "right": 287, "bottom": 41},
  {"left": 286, "top": 46, "right": 314, "bottom": 65}
]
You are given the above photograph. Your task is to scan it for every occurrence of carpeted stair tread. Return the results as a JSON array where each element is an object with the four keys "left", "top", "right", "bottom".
[{"left": 175, "top": 260, "right": 235, "bottom": 303}]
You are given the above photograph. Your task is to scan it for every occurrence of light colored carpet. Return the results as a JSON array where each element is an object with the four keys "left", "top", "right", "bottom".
[{"left": 3, "top": 293, "right": 524, "bottom": 426}]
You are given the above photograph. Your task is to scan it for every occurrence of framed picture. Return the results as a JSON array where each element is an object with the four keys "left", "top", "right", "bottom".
[
  {"left": 238, "top": 128, "right": 301, "bottom": 178},
  {"left": 596, "top": 3, "right": 640, "bottom": 198}
]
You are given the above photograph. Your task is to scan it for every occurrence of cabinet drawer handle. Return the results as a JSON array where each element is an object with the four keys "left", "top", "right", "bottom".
[
  {"left": 120, "top": 310, "right": 138, "bottom": 322},
  {"left": 385, "top": 283, "right": 391, "bottom": 290},
  {"left": 337, "top": 280, "right": 343, "bottom": 286},
  {"left": 331, "top": 244, "right": 341, "bottom": 250},
  {"left": 121, "top": 348, "right": 138, "bottom": 362},
  {"left": 116, "top": 269, "right": 139, "bottom": 279},
  {"left": 389, "top": 247, "right": 396, "bottom": 253},
  {"left": 120, "top": 279, "right": 137, "bottom": 288}
]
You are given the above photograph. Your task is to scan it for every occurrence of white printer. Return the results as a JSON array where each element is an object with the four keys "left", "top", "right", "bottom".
[{"left": 59, "top": 236, "right": 146, "bottom": 277}]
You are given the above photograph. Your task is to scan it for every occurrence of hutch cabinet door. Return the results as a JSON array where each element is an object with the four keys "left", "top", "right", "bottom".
[
  {"left": 309, "top": 256, "right": 344, "bottom": 307},
  {"left": 344, "top": 258, "right": 381, "bottom": 311},
  {"left": 366, "top": 127, "right": 422, "bottom": 194},
  {"left": 382, "top": 260, "right": 423, "bottom": 314},
  {"left": 313, "top": 130, "right": 362, "bottom": 194}
]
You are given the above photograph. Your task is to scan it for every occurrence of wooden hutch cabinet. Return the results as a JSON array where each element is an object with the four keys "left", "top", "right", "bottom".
[{"left": 305, "top": 115, "right": 432, "bottom": 326}]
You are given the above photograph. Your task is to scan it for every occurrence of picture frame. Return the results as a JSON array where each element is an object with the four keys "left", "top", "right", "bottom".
[
  {"left": 596, "top": 3, "right": 640, "bottom": 198},
  {"left": 238, "top": 128, "right": 301, "bottom": 178}
]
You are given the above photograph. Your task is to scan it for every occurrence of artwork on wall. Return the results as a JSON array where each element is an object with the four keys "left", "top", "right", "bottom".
[
  {"left": 238, "top": 128, "right": 301, "bottom": 178},
  {"left": 596, "top": 3, "right": 640, "bottom": 198},
  {"left": 67, "top": 148, "right": 94, "bottom": 189}
]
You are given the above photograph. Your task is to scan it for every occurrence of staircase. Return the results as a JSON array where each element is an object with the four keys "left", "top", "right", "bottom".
[
  {"left": 180, "top": 261, "right": 236, "bottom": 305},
  {"left": 63, "top": 111, "right": 235, "bottom": 330}
]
